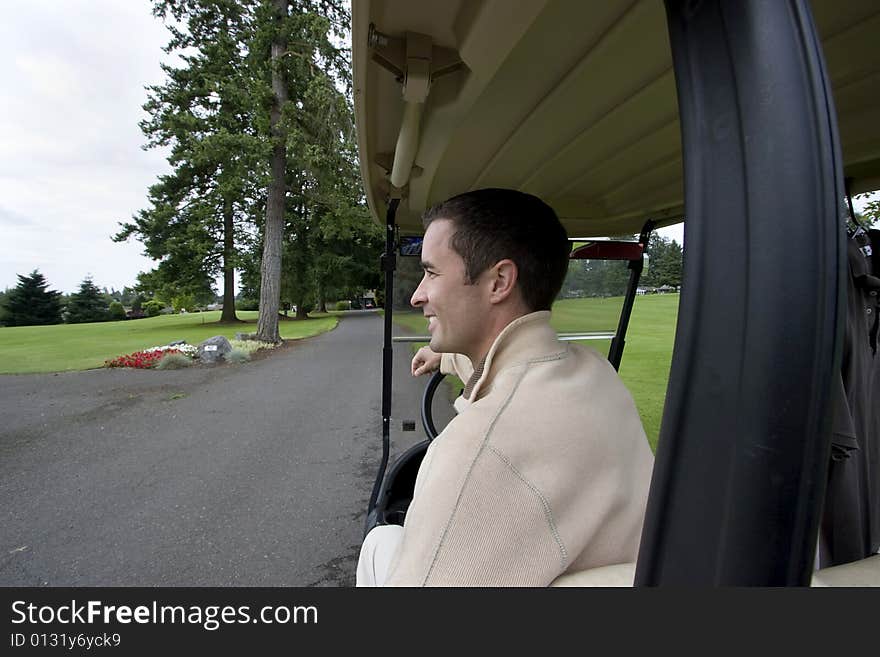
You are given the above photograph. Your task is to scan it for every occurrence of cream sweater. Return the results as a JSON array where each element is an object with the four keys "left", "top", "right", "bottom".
[{"left": 384, "top": 311, "right": 655, "bottom": 586}]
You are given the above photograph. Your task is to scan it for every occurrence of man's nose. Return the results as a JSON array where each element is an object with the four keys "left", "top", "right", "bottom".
[{"left": 411, "top": 280, "right": 426, "bottom": 308}]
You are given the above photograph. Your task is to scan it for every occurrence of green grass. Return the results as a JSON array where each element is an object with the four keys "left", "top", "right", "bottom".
[
  {"left": 388, "top": 295, "right": 679, "bottom": 450},
  {"left": 0, "top": 311, "right": 338, "bottom": 374},
  {"left": 554, "top": 296, "right": 679, "bottom": 451},
  {"left": 549, "top": 296, "right": 624, "bottom": 333}
]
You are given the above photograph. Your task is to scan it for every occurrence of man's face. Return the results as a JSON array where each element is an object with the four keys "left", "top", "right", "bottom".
[{"left": 410, "top": 219, "right": 490, "bottom": 359}]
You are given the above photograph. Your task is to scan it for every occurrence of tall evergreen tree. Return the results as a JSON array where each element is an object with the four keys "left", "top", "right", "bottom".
[
  {"left": 255, "top": 0, "right": 289, "bottom": 341},
  {"left": 252, "top": 0, "right": 379, "bottom": 331},
  {"left": 643, "top": 233, "right": 683, "bottom": 288},
  {"left": 118, "top": 0, "right": 378, "bottom": 337},
  {"left": 115, "top": 0, "right": 266, "bottom": 323},
  {"left": 66, "top": 277, "right": 110, "bottom": 324},
  {"left": 0, "top": 270, "right": 63, "bottom": 326}
]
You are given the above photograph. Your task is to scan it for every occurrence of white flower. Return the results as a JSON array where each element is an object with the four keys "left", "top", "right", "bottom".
[{"left": 144, "top": 343, "right": 198, "bottom": 357}]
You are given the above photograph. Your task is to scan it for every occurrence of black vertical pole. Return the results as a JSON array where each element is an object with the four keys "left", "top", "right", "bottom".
[
  {"left": 608, "top": 220, "right": 654, "bottom": 370},
  {"left": 635, "top": 0, "right": 844, "bottom": 585},
  {"left": 365, "top": 198, "right": 399, "bottom": 535}
]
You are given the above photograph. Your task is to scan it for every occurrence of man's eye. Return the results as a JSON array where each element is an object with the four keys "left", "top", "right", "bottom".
[{"left": 425, "top": 271, "right": 438, "bottom": 279}]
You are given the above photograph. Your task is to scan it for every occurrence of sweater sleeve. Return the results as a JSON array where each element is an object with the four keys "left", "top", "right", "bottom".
[{"left": 440, "top": 352, "right": 474, "bottom": 381}]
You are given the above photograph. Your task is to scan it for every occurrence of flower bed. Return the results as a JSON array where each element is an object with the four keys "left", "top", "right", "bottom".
[
  {"left": 144, "top": 343, "right": 198, "bottom": 357},
  {"left": 104, "top": 340, "right": 275, "bottom": 369},
  {"left": 105, "top": 348, "right": 185, "bottom": 369}
]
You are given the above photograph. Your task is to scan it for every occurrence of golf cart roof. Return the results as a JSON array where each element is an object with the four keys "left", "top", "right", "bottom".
[{"left": 352, "top": 0, "right": 880, "bottom": 237}]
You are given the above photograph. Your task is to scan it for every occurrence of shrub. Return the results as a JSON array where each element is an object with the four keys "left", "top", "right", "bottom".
[
  {"left": 156, "top": 352, "right": 193, "bottom": 370},
  {"left": 226, "top": 348, "right": 251, "bottom": 364},
  {"left": 335, "top": 300, "right": 350, "bottom": 311},
  {"left": 236, "top": 298, "right": 259, "bottom": 311},
  {"left": 109, "top": 301, "right": 126, "bottom": 321},
  {"left": 171, "top": 293, "right": 195, "bottom": 313},
  {"left": 143, "top": 300, "right": 163, "bottom": 317},
  {"left": 229, "top": 339, "right": 276, "bottom": 355}
]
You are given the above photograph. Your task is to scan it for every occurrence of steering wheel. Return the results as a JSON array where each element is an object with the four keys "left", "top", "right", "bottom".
[{"left": 421, "top": 370, "right": 446, "bottom": 441}]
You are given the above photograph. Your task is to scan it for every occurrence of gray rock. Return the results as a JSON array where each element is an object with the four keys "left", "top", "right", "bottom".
[
  {"left": 234, "top": 332, "right": 256, "bottom": 341},
  {"left": 169, "top": 339, "right": 187, "bottom": 346},
  {"left": 198, "top": 335, "right": 233, "bottom": 364}
]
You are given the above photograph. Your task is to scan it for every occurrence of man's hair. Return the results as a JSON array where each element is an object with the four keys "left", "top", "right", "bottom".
[{"left": 422, "top": 188, "right": 570, "bottom": 311}]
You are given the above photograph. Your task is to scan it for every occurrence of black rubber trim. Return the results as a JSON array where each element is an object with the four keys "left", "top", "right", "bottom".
[
  {"left": 635, "top": 0, "right": 845, "bottom": 585},
  {"left": 365, "top": 198, "right": 400, "bottom": 537}
]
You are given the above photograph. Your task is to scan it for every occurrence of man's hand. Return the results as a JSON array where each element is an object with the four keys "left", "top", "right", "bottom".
[{"left": 411, "top": 346, "right": 442, "bottom": 376}]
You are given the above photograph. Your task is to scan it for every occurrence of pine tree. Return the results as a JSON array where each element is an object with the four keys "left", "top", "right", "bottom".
[
  {"left": 255, "top": 0, "right": 288, "bottom": 340},
  {"left": 252, "top": 0, "right": 380, "bottom": 333},
  {"left": 643, "top": 234, "right": 683, "bottom": 288},
  {"left": 118, "top": 0, "right": 379, "bottom": 337},
  {"left": 65, "top": 277, "right": 110, "bottom": 324},
  {"left": 0, "top": 270, "right": 63, "bottom": 326},
  {"left": 115, "top": 0, "right": 265, "bottom": 323}
]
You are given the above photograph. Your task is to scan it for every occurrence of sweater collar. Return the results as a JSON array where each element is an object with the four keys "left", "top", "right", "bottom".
[{"left": 463, "top": 310, "right": 563, "bottom": 402}]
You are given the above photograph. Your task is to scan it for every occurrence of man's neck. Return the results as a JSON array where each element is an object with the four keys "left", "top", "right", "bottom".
[{"left": 466, "top": 306, "right": 532, "bottom": 365}]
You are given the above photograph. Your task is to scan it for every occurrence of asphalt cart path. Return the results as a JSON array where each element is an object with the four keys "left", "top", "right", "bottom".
[{"left": 0, "top": 311, "right": 453, "bottom": 586}]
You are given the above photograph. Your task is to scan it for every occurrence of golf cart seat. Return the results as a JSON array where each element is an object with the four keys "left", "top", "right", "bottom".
[
  {"left": 810, "top": 554, "right": 880, "bottom": 587},
  {"left": 548, "top": 554, "right": 880, "bottom": 587},
  {"left": 550, "top": 563, "right": 637, "bottom": 587}
]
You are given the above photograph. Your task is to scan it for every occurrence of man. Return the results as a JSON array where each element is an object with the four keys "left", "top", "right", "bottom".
[{"left": 357, "top": 188, "right": 654, "bottom": 586}]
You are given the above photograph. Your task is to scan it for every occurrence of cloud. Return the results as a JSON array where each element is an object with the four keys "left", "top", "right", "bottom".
[
  {"left": 0, "top": 205, "right": 34, "bottom": 227},
  {"left": 0, "top": 0, "right": 176, "bottom": 294}
]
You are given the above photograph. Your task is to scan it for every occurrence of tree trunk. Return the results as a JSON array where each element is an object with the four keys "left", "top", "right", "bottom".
[
  {"left": 256, "top": 0, "right": 288, "bottom": 343},
  {"left": 317, "top": 280, "right": 326, "bottom": 313},
  {"left": 220, "top": 197, "right": 239, "bottom": 322}
]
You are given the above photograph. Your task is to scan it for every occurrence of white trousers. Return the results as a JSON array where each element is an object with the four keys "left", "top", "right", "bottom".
[{"left": 356, "top": 524, "right": 404, "bottom": 587}]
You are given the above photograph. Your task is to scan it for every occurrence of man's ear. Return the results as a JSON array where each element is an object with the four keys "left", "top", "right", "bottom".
[{"left": 488, "top": 259, "right": 518, "bottom": 304}]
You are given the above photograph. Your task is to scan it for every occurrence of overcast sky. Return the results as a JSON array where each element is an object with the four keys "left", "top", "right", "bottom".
[
  {"left": 0, "top": 2, "right": 873, "bottom": 295},
  {"left": 0, "top": 1, "right": 176, "bottom": 295}
]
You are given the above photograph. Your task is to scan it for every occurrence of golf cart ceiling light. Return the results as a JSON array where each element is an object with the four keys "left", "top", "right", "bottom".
[{"left": 368, "top": 24, "right": 463, "bottom": 190}]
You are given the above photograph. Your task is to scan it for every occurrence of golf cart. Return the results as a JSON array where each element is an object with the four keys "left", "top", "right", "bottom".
[{"left": 353, "top": 0, "right": 880, "bottom": 585}]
